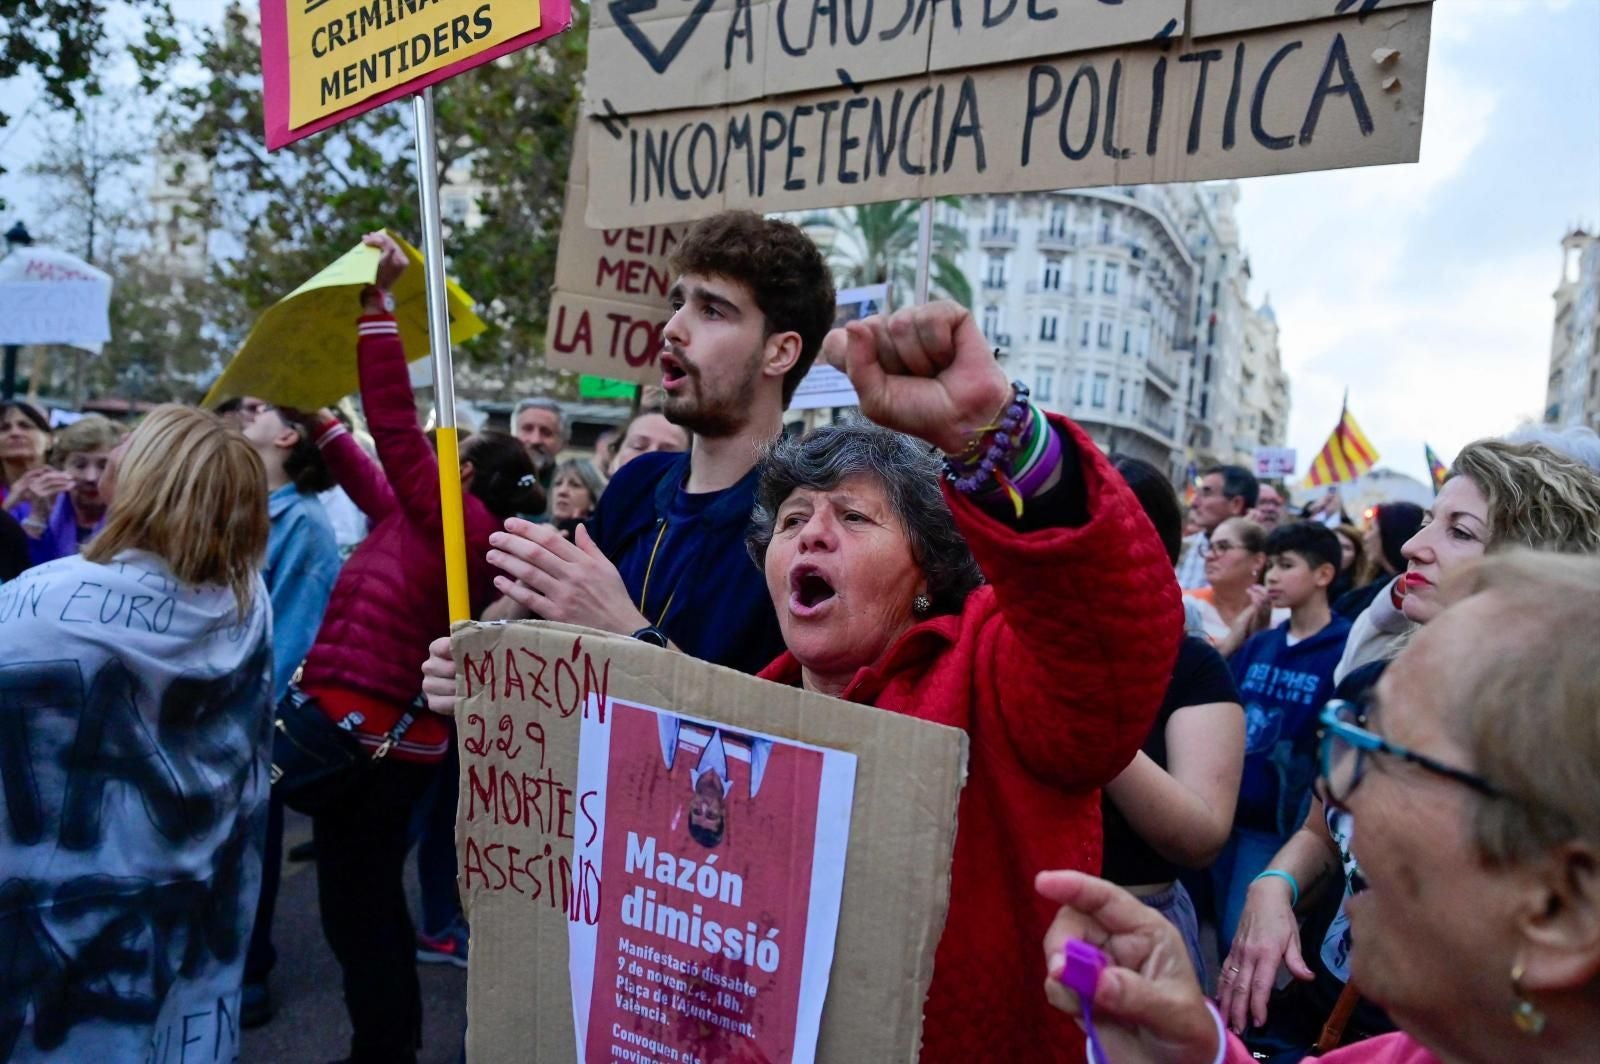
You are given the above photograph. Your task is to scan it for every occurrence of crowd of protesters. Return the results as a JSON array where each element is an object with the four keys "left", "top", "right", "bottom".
[{"left": 3, "top": 210, "right": 1600, "bottom": 1064}]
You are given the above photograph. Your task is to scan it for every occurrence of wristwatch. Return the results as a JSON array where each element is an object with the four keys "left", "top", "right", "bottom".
[
  {"left": 631, "top": 625, "right": 669, "bottom": 647},
  {"left": 360, "top": 284, "right": 396, "bottom": 313}
]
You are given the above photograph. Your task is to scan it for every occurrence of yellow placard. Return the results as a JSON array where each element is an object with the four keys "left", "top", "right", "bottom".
[
  {"left": 286, "top": 0, "right": 542, "bottom": 129},
  {"left": 203, "top": 231, "right": 485, "bottom": 411}
]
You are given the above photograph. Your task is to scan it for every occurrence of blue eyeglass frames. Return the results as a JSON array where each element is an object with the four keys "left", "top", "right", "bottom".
[{"left": 1316, "top": 699, "right": 1504, "bottom": 807}]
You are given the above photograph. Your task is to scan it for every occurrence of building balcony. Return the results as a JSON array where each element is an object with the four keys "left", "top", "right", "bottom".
[
  {"left": 986, "top": 332, "right": 1012, "bottom": 349},
  {"left": 1147, "top": 361, "right": 1180, "bottom": 392},
  {"left": 1141, "top": 414, "right": 1179, "bottom": 440},
  {"left": 1133, "top": 296, "right": 1154, "bottom": 313},
  {"left": 1024, "top": 281, "right": 1076, "bottom": 296},
  {"left": 979, "top": 227, "right": 1019, "bottom": 247},
  {"left": 981, "top": 276, "right": 1008, "bottom": 291},
  {"left": 1038, "top": 229, "right": 1076, "bottom": 251}
]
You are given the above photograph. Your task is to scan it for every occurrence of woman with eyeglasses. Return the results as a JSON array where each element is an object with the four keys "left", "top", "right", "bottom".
[
  {"left": 1216, "top": 439, "right": 1600, "bottom": 1059},
  {"left": 1185, "top": 516, "right": 1285, "bottom": 656},
  {"left": 1038, "top": 550, "right": 1600, "bottom": 1064}
]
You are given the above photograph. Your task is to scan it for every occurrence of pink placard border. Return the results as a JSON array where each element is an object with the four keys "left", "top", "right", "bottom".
[{"left": 261, "top": 0, "right": 574, "bottom": 150}]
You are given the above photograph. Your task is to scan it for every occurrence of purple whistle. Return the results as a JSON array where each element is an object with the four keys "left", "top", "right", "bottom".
[{"left": 1060, "top": 939, "right": 1112, "bottom": 1063}]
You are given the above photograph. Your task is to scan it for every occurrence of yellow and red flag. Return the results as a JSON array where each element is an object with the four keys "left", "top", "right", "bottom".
[
  {"left": 1424, "top": 443, "right": 1450, "bottom": 492},
  {"left": 1305, "top": 395, "right": 1379, "bottom": 487}
]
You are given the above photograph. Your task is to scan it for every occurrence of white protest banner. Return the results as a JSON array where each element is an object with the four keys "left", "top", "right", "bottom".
[
  {"left": 0, "top": 246, "right": 113, "bottom": 353},
  {"left": 582, "top": 3, "right": 1431, "bottom": 227},
  {"left": 570, "top": 702, "right": 855, "bottom": 1062},
  {"left": 452, "top": 621, "right": 966, "bottom": 1063},
  {"left": 787, "top": 283, "right": 888, "bottom": 412},
  {"left": 547, "top": 121, "right": 693, "bottom": 383},
  {"left": 1254, "top": 446, "right": 1297, "bottom": 478}
]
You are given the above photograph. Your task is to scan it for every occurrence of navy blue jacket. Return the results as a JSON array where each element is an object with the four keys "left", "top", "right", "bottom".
[
  {"left": 1230, "top": 615, "right": 1352, "bottom": 834},
  {"left": 587, "top": 450, "right": 785, "bottom": 675}
]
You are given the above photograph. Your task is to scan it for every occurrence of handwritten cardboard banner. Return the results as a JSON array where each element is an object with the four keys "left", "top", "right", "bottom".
[
  {"left": 452, "top": 621, "right": 967, "bottom": 1063},
  {"left": 546, "top": 121, "right": 693, "bottom": 383},
  {"left": 259, "top": 0, "right": 574, "bottom": 150},
  {"left": 583, "top": 4, "right": 1431, "bottom": 227},
  {"left": 1191, "top": 0, "right": 1432, "bottom": 38},
  {"left": 585, "top": 0, "right": 1185, "bottom": 118}
]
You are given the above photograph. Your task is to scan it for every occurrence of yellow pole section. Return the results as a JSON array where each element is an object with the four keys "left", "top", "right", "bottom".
[{"left": 433, "top": 424, "right": 472, "bottom": 623}]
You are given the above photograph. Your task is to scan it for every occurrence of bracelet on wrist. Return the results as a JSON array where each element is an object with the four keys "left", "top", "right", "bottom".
[
  {"left": 1252, "top": 868, "right": 1301, "bottom": 907},
  {"left": 945, "top": 380, "right": 1063, "bottom": 518}
]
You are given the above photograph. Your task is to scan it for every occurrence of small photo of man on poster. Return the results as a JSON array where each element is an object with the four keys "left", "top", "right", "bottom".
[{"left": 658, "top": 718, "right": 773, "bottom": 849}]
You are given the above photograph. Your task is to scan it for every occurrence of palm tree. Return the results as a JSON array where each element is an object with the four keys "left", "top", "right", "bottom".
[{"left": 801, "top": 199, "right": 973, "bottom": 311}]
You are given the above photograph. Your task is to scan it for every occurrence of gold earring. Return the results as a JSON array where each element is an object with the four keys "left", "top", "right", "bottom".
[{"left": 1510, "top": 964, "right": 1546, "bottom": 1036}]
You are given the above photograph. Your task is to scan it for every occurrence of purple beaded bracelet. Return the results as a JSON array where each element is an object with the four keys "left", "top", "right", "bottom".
[{"left": 946, "top": 380, "right": 1031, "bottom": 494}]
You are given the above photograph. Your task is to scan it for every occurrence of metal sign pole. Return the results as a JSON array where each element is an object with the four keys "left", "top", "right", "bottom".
[
  {"left": 913, "top": 199, "right": 934, "bottom": 304},
  {"left": 412, "top": 86, "right": 472, "bottom": 624}
]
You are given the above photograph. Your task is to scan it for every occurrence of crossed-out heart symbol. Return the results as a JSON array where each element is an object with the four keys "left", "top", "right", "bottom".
[{"left": 609, "top": 0, "right": 718, "bottom": 75}]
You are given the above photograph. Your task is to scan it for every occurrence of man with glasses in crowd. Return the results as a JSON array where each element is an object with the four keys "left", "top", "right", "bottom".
[{"left": 1176, "top": 464, "right": 1262, "bottom": 590}]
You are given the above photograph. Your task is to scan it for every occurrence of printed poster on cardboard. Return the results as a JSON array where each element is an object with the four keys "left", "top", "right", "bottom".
[{"left": 570, "top": 698, "right": 856, "bottom": 1064}]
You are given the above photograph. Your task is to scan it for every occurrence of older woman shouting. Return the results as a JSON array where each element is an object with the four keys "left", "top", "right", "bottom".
[
  {"left": 1038, "top": 550, "right": 1600, "bottom": 1064},
  {"left": 423, "top": 301, "right": 1181, "bottom": 1059},
  {"left": 751, "top": 302, "right": 1181, "bottom": 1061}
]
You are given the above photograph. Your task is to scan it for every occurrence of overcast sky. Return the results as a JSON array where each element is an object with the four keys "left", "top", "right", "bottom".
[
  {"left": 3, "top": 1, "right": 1597, "bottom": 487},
  {"left": 1234, "top": 0, "right": 1600, "bottom": 485}
]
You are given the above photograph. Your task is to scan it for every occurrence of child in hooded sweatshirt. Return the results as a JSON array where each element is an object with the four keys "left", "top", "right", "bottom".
[{"left": 1213, "top": 521, "right": 1351, "bottom": 950}]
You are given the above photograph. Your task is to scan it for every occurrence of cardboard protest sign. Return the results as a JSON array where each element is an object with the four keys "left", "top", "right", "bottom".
[
  {"left": 570, "top": 702, "right": 855, "bottom": 1062},
  {"left": 585, "top": 0, "right": 1184, "bottom": 117},
  {"left": 1191, "top": 0, "right": 1432, "bottom": 38},
  {"left": 0, "top": 246, "right": 113, "bottom": 354},
  {"left": 786, "top": 283, "right": 887, "bottom": 412},
  {"left": 582, "top": 3, "right": 1432, "bottom": 227},
  {"left": 452, "top": 621, "right": 967, "bottom": 1063},
  {"left": 259, "top": 0, "right": 574, "bottom": 150},
  {"left": 203, "top": 231, "right": 484, "bottom": 410},
  {"left": 546, "top": 120, "right": 693, "bottom": 383}
]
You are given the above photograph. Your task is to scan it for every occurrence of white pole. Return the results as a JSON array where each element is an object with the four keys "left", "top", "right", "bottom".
[
  {"left": 412, "top": 86, "right": 471, "bottom": 623},
  {"left": 913, "top": 198, "right": 934, "bottom": 304}
]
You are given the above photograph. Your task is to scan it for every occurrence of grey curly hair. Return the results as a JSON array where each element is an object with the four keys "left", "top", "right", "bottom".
[{"left": 745, "top": 420, "right": 983, "bottom": 614}]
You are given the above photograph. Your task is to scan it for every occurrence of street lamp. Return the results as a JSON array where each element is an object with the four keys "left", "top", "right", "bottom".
[{"left": 2, "top": 221, "right": 34, "bottom": 400}]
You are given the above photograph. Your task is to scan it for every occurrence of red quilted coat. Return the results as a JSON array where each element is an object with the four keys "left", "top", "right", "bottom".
[
  {"left": 299, "top": 313, "right": 500, "bottom": 760},
  {"left": 759, "top": 416, "right": 1181, "bottom": 1063}
]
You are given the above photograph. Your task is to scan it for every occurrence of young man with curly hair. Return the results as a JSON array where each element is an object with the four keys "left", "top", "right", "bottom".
[{"left": 452, "top": 211, "right": 836, "bottom": 674}]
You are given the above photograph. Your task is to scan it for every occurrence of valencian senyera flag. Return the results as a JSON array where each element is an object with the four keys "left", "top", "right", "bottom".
[
  {"left": 1306, "top": 394, "right": 1380, "bottom": 487},
  {"left": 1424, "top": 443, "right": 1450, "bottom": 492}
]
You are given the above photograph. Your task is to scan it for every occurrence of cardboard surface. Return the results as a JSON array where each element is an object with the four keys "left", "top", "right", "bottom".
[
  {"left": 546, "top": 122, "right": 693, "bottom": 383},
  {"left": 583, "top": 3, "right": 1431, "bottom": 227},
  {"left": 202, "top": 231, "right": 484, "bottom": 409},
  {"left": 584, "top": 0, "right": 1185, "bottom": 117},
  {"left": 453, "top": 621, "right": 968, "bottom": 1063},
  {"left": 1190, "top": 0, "right": 1431, "bottom": 38},
  {"left": 259, "top": 0, "right": 573, "bottom": 150}
]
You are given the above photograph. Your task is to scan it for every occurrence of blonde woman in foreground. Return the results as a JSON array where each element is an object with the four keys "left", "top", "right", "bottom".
[{"left": 0, "top": 405, "right": 274, "bottom": 1060}]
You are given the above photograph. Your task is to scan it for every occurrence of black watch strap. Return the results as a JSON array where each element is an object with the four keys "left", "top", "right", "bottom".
[{"left": 631, "top": 625, "right": 669, "bottom": 647}]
